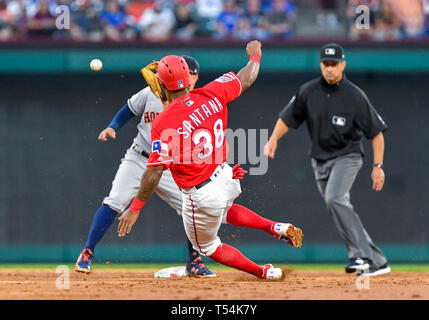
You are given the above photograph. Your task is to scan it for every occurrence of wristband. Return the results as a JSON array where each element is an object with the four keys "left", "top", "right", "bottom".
[
  {"left": 373, "top": 163, "right": 384, "bottom": 169},
  {"left": 250, "top": 55, "right": 261, "bottom": 64},
  {"left": 129, "top": 197, "right": 146, "bottom": 213}
]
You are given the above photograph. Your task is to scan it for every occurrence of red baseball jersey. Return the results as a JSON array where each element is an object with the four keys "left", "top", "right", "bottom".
[{"left": 147, "top": 71, "right": 243, "bottom": 188}]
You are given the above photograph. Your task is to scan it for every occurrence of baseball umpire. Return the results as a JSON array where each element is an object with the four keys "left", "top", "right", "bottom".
[
  {"left": 75, "top": 56, "right": 215, "bottom": 277},
  {"left": 264, "top": 43, "right": 390, "bottom": 276}
]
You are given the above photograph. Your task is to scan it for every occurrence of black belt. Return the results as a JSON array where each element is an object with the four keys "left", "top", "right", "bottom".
[
  {"left": 140, "top": 150, "right": 150, "bottom": 158},
  {"left": 181, "top": 178, "right": 211, "bottom": 192},
  {"left": 192, "top": 164, "right": 225, "bottom": 190},
  {"left": 194, "top": 178, "right": 212, "bottom": 190},
  {"left": 132, "top": 145, "right": 150, "bottom": 158}
]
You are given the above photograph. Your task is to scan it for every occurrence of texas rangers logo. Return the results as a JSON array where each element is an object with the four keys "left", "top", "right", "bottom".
[{"left": 151, "top": 140, "right": 169, "bottom": 156}]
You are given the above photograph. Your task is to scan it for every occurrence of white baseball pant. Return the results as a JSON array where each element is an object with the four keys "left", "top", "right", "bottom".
[{"left": 181, "top": 163, "right": 242, "bottom": 257}]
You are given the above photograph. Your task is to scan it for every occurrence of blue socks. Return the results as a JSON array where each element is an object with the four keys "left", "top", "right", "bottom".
[
  {"left": 187, "top": 238, "right": 201, "bottom": 263},
  {"left": 84, "top": 204, "right": 117, "bottom": 253}
]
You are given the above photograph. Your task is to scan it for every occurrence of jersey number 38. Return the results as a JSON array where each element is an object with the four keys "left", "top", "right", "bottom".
[{"left": 192, "top": 119, "right": 224, "bottom": 160}]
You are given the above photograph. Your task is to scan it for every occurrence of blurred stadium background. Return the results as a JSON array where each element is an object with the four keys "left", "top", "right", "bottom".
[{"left": 0, "top": 0, "right": 428, "bottom": 265}]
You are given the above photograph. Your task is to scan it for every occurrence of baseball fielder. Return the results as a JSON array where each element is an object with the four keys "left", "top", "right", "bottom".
[
  {"left": 117, "top": 40, "right": 304, "bottom": 279},
  {"left": 75, "top": 56, "right": 216, "bottom": 277}
]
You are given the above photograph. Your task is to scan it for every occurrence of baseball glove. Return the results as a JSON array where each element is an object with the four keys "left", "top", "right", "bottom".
[
  {"left": 140, "top": 61, "right": 167, "bottom": 101},
  {"left": 285, "top": 224, "right": 304, "bottom": 248}
]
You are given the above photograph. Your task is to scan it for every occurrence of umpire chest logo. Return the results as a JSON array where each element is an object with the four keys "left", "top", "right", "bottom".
[{"left": 332, "top": 115, "right": 346, "bottom": 127}]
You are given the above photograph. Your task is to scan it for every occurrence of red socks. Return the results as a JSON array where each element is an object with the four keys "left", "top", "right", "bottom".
[
  {"left": 226, "top": 204, "right": 276, "bottom": 237},
  {"left": 208, "top": 203, "right": 282, "bottom": 278},
  {"left": 210, "top": 243, "right": 263, "bottom": 278},
  {"left": 209, "top": 204, "right": 284, "bottom": 278}
]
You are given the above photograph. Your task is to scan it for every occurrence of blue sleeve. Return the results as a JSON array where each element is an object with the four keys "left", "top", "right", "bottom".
[{"left": 107, "top": 104, "right": 135, "bottom": 131}]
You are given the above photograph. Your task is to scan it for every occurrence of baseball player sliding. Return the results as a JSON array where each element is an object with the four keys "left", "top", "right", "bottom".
[
  {"left": 117, "top": 40, "right": 304, "bottom": 279},
  {"left": 75, "top": 56, "right": 216, "bottom": 277}
]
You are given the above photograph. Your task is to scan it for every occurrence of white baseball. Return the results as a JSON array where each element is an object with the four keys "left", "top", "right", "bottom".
[{"left": 90, "top": 59, "right": 103, "bottom": 71}]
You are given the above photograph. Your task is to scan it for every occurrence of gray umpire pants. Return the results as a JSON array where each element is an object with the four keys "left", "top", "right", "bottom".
[{"left": 311, "top": 153, "right": 388, "bottom": 268}]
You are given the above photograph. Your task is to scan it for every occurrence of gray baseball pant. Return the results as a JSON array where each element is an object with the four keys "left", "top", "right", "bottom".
[
  {"left": 311, "top": 153, "right": 388, "bottom": 268},
  {"left": 103, "top": 148, "right": 183, "bottom": 214}
]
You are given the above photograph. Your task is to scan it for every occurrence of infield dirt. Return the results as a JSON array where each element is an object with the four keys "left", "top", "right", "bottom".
[{"left": 1, "top": 268, "right": 428, "bottom": 300}]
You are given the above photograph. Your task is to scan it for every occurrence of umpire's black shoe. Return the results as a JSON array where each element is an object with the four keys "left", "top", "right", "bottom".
[
  {"left": 357, "top": 263, "right": 391, "bottom": 277},
  {"left": 345, "top": 257, "right": 370, "bottom": 273}
]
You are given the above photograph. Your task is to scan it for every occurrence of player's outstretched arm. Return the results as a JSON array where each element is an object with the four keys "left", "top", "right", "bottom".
[
  {"left": 264, "top": 118, "right": 290, "bottom": 159},
  {"left": 98, "top": 127, "right": 116, "bottom": 141},
  {"left": 99, "top": 104, "right": 135, "bottom": 141},
  {"left": 117, "top": 165, "right": 164, "bottom": 237},
  {"left": 135, "top": 165, "right": 164, "bottom": 202},
  {"left": 237, "top": 40, "right": 262, "bottom": 92}
]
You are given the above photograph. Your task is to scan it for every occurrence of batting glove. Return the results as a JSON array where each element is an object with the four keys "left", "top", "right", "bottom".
[{"left": 232, "top": 164, "right": 248, "bottom": 180}]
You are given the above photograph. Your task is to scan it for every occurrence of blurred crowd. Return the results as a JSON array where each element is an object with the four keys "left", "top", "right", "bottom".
[{"left": 0, "top": 0, "right": 428, "bottom": 42}]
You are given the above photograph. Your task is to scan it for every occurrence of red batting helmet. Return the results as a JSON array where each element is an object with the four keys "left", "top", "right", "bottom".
[{"left": 156, "top": 55, "right": 191, "bottom": 91}]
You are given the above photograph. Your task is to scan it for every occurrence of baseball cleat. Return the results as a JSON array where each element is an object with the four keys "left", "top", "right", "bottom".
[
  {"left": 345, "top": 257, "right": 370, "bottom": 273},
  {"left": 74, "top": 248, "right": 93, "bottom": 274},
  {"left": 262, "top": 264, "right": 283, "bottom": 279},
  {"left": 272, "top": 223, "right": 304, "bottom": 248},
  {"left": 357, "top": 263, "right": 391, "bottom": 277},
  {"left": 186, "top": 257, "right": 216, "bottom": 278}
]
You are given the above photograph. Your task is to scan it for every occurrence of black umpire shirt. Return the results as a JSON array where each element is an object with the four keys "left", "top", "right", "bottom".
[{"left": 279, "top": 74, "right": 387, "bottom": 161}]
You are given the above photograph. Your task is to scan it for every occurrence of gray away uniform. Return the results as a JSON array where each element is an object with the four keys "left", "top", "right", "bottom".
[{"left": 103, "top": 87, "right": 183, "bottom": 214}]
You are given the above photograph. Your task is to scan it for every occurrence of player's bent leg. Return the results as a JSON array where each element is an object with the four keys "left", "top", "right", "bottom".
[
  {"left": 226, "top": 204, "right": 273, "bottom": 234},
  {"left": 226, "top": 204, "right": 303, "bottom": 248},
  {"left": 155, "top": 169, "right": 216, "bottom": 278},
  {"left": 181, "top": 165, "right": 283, "bottom": 279},
  {"left": 209, "top": 243, "right": 283, "bottom": 279},
  {"left": 75, "top": 204, "right": 118, "bottom": 274},
  {"left": 182, "top": 202, "right": 282, "bottom": 279},
  {"left": 83, "top": 204, "right": 119, "bottom": 252},
  {"left": 185, "top": 239, "right": 216, "bottom": 278},
  {"left": 76, "top": 150, "right": 145, "bottom": 274}
]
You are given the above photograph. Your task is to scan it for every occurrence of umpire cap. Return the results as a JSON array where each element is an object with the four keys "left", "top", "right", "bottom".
[
  {"left": 182, "top": 55, "right": 200, "bottom": 75},
  {"left": 320, "top": 43, "right": 345, "bottom": 62}
]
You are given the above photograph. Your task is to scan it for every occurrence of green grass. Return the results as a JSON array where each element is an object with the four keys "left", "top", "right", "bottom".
[{"left": 1, "top": 263, "right": 429, "bottom": 272}]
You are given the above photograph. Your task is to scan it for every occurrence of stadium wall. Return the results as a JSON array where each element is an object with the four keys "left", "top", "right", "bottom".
[{"left": 1, "top": 46, "right": 429, "bottom": 73}]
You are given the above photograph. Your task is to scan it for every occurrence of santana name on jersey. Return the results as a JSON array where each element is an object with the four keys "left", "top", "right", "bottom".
[{"left": 177, "top": 96, "right": 224, "bottom": 139}]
